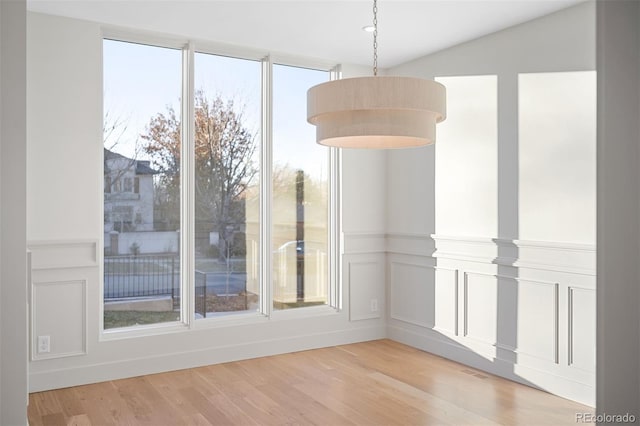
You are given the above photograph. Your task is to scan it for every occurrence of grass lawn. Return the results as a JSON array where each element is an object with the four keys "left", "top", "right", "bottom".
[{"left": 104, "top": 310, "right": 180, "bottom": 329}]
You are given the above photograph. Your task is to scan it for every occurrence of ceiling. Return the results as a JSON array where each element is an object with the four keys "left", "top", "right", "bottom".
[{"left": 27, "top": 0, "right": 586, "bottom": 68}]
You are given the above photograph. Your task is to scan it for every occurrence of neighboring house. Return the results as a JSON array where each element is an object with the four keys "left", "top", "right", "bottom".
[{"left": 104, "top": 148, "right": 156, "bottom": 233}]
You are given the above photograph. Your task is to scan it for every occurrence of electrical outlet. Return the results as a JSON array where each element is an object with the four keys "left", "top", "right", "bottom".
[
  {"left": 37, "top": 335, "right": 50, "bottom": 354},
  {"left": 370, "top": 298, "right": 378, "bottom": 312}
]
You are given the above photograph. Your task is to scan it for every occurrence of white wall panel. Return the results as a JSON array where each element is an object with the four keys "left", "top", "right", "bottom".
[
  {"left": 349, "top": 261, "right": 383, "bottom": 321},
  {"left": 29, "top": 240, "right": 97, "bottom": 270},
  {"left": 341, "top": 149, "right": 386, "bottom": 234},
  {"left": 463, "top": 272, "right": 497, "bottom": 345},
  {"left": 569, "top": 287, "right": 596, "bottom": 371},
  {"left": 27, "top": 13, "right": 102, "bottom": 241},
  {"left": 32, "top": 279, "right": 86, "bottom": 360},
  {"left": 387, "top": 233, "right": 595, "bottom": 406},
  {"left": 435, "top": 75, "right": 497, "bottom": 238},
  {"left": 434, "top": 268, "right": 458, "bottom": 335},
  {"left": 517, "top": 280, "right": 558, "bottom": 363},
  {"left": 386, "top": 148, "right": 435, "bottom": 236},
  {"left": 519, "top": 71, "right": 596, "bottom": 244},
  {"left": 390, "top": 262, "right": 433, "bottom": 328}
]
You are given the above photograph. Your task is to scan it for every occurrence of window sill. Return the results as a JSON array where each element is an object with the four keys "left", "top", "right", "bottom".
[
  {"left": 270, "top": 304, "right": 339, "bottom": 321},
  {"left": 100, "top": 320, "right": 189, "bottom": 342}
]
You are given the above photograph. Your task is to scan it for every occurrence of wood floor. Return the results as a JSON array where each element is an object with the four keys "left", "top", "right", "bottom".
[{"left": 28, "top": 339, "right": 593, "bottom": 425}]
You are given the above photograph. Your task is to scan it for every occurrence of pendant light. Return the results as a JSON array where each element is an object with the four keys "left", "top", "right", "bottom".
[{"left": 307, "top": 0, "right": 446, "bottom": 149}]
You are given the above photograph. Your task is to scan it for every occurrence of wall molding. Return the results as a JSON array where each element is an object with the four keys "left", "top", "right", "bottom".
[
  {"left": 434, "top": 234, "right": 595, "bottom": 275},
  {"left": 342, "top": 232, "right": 386, "bottom": 254},
  {"left": 386, "top": 232, "right": 435, "bottom": 257},
  {"left": 341, "top": 232, "right": 595, "bottom": 277},
  {"left": 28, "top": 240, "right": 98, "bottom": 270}
]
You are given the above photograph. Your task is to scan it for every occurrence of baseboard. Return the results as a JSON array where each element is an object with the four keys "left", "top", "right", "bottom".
[
  {"left": 387, "top": 324, "right": 595, "bottom": 407},
  {"left": 29, "top": 325, "right": 386, "bottom": 392}
]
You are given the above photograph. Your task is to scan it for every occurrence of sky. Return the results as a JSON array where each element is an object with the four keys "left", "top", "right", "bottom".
[{"left": 103, "top": 38, "right": 329, "bottom": 182}]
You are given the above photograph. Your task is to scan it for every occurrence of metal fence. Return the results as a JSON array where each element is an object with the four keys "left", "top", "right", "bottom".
[
  {"left": 104, "top": 254, "right": 179, "bottom": 301},
  {"left": 103, "top": 255, "right": 248, "bottom": 318},
  {"left": 195, "top": 270, "right": 207, "bottom": 318}
]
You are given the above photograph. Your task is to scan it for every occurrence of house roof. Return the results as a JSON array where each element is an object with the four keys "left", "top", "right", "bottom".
[
  {"left": 135, "top": 160, "right": 156, "bottom": 175},
  {"left": 104, "top": 148, "right": 157, "bottom": 175}
]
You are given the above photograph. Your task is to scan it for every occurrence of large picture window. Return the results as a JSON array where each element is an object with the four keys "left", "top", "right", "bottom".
[
  {"left": 103, "top": 40, "right": 182, "bottom": 328},
  {"left": 272, "top": 64, "right": 330, "bottom": 309},
  {"left": 103, "top": 38, "right": 338, "bottom": 330}
]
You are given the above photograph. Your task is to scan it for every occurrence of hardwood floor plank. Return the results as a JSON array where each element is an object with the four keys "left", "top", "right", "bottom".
[
  {"left": 28, "top": 339, "right": 593, "bottom": 425},
  {"left": 368, "top": 371, "right": 500, "bottom": 425},
  {"left": 66, "top": 414, "right": 92, "bottom": 426},
  {"left": 178, "top": 386, "right": 236, "bottom": 425},
  {"left": 75, "top": 381, "right": 137, "bottom": 426},
  {"left": 31, "top": 390, "right": 64, "bottom": 416},
  {"left": 55, "top": 387, "right": 87, "bottom": 419},
  {"left": 39, "top": 413, "right": 66, "bottom": 426}
]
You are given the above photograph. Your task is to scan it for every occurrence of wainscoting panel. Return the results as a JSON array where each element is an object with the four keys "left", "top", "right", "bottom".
[
  {"left": 32, "top": 279, "right": 87, "bottom": 361},
  {"left": 28, "top": 240, "right": 95, "bottom": 363},
  {"left": 387, "top": 234, "right": 596, "bottom": 406},
  {"left": 349, "top": 260, "right": 383, "bottom": 321},
  {"left": 434, "top": 268, "right": 458, "bottom": 335},
  {"left": 568, "top": 286, "right": 596, "bottom": 371},
  {"left": 389, "top": 261, "right": 434, "bottom": 328},
  {"left": 463, "top": 272, "right": 498, "bottom": 346},
  {"left": 29, "top": 240, "right": 97, "bottom": 270},
  {"left": 516, "top": 279, "right": 559, "bottom": 364}
]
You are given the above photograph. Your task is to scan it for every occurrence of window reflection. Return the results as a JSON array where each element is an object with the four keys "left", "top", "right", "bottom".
[
  {"left": 272, "top": 64, "right": 330, "bottom": 309},
  {"left": 193, "top": 52, "right": 261, "bottom": 318}
]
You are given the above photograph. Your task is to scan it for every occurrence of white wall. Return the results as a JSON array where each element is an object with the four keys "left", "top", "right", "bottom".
[
  {"left": 0, "top": 0, "right": 28, "bottom": 424},
  {"left": 596, "top": 0, "right": 640, "bottom": 420},
  {"left": 26, "top": 12, "right": 387, "bottom": 391},
  {"left": 386, "top": 1, "right": 596, "bottom": 406},
  {"left": 27, "top": 14, "right": 102, "bottom": 241}
]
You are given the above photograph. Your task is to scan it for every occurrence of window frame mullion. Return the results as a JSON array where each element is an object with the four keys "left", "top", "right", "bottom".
[
  {"left": 328, "top": 65, "right": 342, "bottom": 311},
  {"left": 181, "top": 42, "right": 196, "bottom": 326},
  {"left": 260, "top": 55, "right": 274, "bottom": 318}
]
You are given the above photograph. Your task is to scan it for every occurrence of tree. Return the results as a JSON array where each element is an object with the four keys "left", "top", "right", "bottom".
[
  {"left": 141, "top": 91, "right": 258, "bottom": 259},
  {"left": 140, "top": 106, "right": 181, "bottom": 232}
]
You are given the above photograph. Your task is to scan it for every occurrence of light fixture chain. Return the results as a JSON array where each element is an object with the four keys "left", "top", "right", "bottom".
[{"left": 373, "top": 0, "right": 378, "bottom": 76}]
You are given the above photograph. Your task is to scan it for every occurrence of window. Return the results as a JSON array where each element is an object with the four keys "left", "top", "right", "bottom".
[
  {"left": 103, "top": 38, "right": 338, "bottom": 331},
  {"left": 192, "top": 52, "right": 261, "bottom": 318},
  {"left": 123, "top": 177, "right": 133, "bottom": 193},
  {"left": 103, "top": 39, "right": 182, "bottom": 329},
  {"left": 272, "top": 64, "right": 330, "bottom": 309}
]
